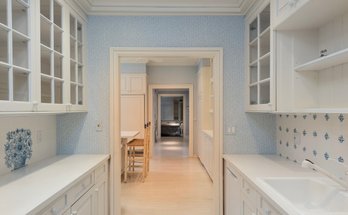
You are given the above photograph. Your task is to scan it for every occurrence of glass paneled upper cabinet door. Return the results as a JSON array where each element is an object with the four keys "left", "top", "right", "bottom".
[
  {"left": 70, "top": 13, "right": 86, "bottom": 110},
  {"left": 40, "top": 0, "right": 64, "bottom": 105},
  {"left": 246, "top": 3, "right": 273, "bottom": 112},
  {"left": 0, "top": 0, "right": 32, "bottom": 110}
]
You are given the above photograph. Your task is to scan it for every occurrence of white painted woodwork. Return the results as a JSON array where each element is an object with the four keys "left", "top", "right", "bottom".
[
  {"left": 70, "top": 187, "right": 95, "bottom": 215},
  {"left": 120, "top": 73, "right": 147, "bottom": 95},
  {"left": 110, "top": 48, "right": 223, "bottom": 215},
  {"left": 121, "top": 95, "right": 145, "bottom": 139},
  {"left": 245, "top": 1, "right": 274, "bottom": 112},
  {"left": 223, "top": 156, "right": 286, "bottom": 215},
  {"left": 75, "top": 0, "right": 255, "bottom": 16},
  {"left": 275, "top": 2, "right": 348, "bottom": 112},
  {"left": 0, "top": 155, "right": 109, "bottom": 215},
  {"left": 0, "top": 0, "right": 87, "bottom": 113},
  {"left": 224, "top": 160, "right": 241, "bottom": 215},
  {"left": 196, "top": 59, "right": 214, "bottom": 180}
]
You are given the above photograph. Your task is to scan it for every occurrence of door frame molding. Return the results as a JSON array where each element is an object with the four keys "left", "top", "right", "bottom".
[
  {"left": 157, "top": 93, "right": 187, "bottom": 140},
  {"left": 109, "top": 47, "right": 224, "bottom": 215}
]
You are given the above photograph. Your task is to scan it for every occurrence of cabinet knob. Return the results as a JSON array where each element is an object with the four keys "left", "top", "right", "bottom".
[{"left": 95, "top": 188, "right": 99, "bottom": 192}]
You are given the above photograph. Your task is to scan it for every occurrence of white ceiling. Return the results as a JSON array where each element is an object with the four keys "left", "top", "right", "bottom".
[{"left": 74, "top": 0, "right": 255, "bottom": 16}]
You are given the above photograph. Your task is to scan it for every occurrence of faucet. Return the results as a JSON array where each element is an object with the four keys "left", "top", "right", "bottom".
[{"left": 302, "top": 159, "right": 348, "bottom": 190}]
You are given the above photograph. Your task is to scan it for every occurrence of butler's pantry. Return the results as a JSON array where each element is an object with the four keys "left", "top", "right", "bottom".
[{"left": 1, "top": 0, "right": 348, "bottom": 215}]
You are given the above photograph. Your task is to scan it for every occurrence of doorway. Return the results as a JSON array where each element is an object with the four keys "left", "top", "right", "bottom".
[{"left": 109, "top": 48, "right": 223, "bottom": 215}]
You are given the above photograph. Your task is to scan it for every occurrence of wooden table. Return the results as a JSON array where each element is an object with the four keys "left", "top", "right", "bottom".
[{"left": 121, "top": 131, "right": 139, "bottom": 182}]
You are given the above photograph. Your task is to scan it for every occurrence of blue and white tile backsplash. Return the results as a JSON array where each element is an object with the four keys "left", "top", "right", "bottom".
[{"left": 277, "top": 113, "right": 348, "bottom": 173}]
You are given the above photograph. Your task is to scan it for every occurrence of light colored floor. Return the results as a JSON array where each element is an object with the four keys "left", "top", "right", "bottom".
[
  {"left": 153, "top": 136, "right": 189, "bottom": 158},
  {"left": 121, "top": 137, "right": 213, "bottom": 215}
]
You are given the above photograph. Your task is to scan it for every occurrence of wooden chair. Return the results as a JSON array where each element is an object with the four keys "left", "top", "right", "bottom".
[{"left": 126, "top": 123, "right": 150, "bottom": 182}]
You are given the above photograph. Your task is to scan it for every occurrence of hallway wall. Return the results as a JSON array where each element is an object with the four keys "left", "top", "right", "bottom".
[{"left": 57, "top": 16, "right": 276, "bottom": 155}]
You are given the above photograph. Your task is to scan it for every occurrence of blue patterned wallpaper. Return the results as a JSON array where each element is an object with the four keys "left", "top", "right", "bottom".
[
  {"left": 277, "top": 113, "right": 348, "bottom": 172},
  {"left": 57, "top": 16, "right": 276, "bottom": 154}
]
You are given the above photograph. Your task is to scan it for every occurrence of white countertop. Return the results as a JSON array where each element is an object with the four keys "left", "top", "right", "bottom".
[
  {"left": 121, "top": 131, "right": 139, "bottom": 139},
  {"left": 0, "top": 154, "right": 110, "bottom": 215},
  {"left": 223, "top": 154, "right": 331, "bottom": 215}
]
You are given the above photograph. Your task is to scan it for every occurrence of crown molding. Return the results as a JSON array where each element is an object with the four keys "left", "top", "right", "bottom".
[{"left": 73, "top": 0, "right": 256, "bottom": 16}]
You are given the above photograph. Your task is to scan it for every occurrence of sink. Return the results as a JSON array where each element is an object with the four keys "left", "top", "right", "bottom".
[{"left": 261, "top": 178, "right": 348, "bottom": 214}]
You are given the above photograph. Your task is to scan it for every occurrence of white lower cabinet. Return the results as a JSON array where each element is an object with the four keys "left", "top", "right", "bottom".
[
  {"left": 224, "top": 159, "right": 282, "bottom": 215},
  {"left": 37, "top": 161, "right": 108, "bottom": 215}
]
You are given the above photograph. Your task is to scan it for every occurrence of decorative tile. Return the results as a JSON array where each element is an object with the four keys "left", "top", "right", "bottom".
[
  {"left": 277, "top": 113, "right": 348, "bottom": 173},
  {"left": 338, "top": 135, "right": 345, "bottom": 143},
  {"left": 4, "top": 129, "right": 32, "bottom": 171},
  {"left": 339, "top": 114, "right": 344, "bottom": 122}
]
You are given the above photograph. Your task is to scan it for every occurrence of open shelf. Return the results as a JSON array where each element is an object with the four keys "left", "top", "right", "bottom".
[
  {"left": 295, "top": 48, "right": 348, "bottom": 72},
  {"left": 0, "top": 66, "right": 9, "bottom": 101},
  {"left": 275, "top": 0, "right": 348, "bottom": 30},
  {"left": 0, "top": 28, "right": 8, "bottom": 63},
  {"left": 12, "top": 0, "right": 29, "bottom": 36}
]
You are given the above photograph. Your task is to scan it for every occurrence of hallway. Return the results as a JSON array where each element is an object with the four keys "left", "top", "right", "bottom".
[{"left": 121, "top": 138, "right": 213, "bottom": 215}]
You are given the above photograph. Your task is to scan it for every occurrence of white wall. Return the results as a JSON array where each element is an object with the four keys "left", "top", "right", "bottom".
[
  {"left": 0, "top": 115, "right": 56, "bottom": 176},
  {"left": 147, "top": 65, "right": 197, "bottom": 85}
]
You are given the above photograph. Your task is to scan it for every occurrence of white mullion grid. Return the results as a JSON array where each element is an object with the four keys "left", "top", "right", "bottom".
[
  {"left": 74, "top": 17, "right": 78, "bottom": 104},
  {"left": 50, "top": 0, "right": 55, "bottom": 103},
  {"left": 27, "top": 0, "right": 32, "bottom": 102},
  {"left": 8, "top": 0, "right": 13, "bottom": 101},
  {"left": 257, "top": 14, "right": 261, "bottom": 105}
]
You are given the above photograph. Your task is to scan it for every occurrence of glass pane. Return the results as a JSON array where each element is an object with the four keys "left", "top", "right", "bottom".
[
  {"left": 0, "top": 66, "right": 9, "bottom": 100},
  {"left": 13, "top": 32, "right": 28, "bottom": 68},
  {"left": 260, "top": 4, "right": 270, "bottom": 33},
  {"left": 260, "top": 55, "right": 270, "bottom": 80},
  {"left": 70, "top": 61, "right": 76, "bottom": 82},
  {"left": 12, "top": 0, "right": 28, "bottom": 35},
  {"left": 40, "top": 18, "right": 51, "bottom": 47},
  {"left": 70, "top": 15, "right": 76, "bottom": 37},
  {"left": 70, "top": 84, "right": 76, "bottom": 104},
  {"left": 54, "top": 80, "right": 62, "bottom": 104},
  {"left": 260, "top": 81, "right": 270, "bottom": 104},
  {"left": 78, "top": 66, "right": 83, "bottom": 84},
  {"left": 0, "top": 28, "right": 8, "bottom": 63},
  {"left": 78, "top": 86, "right": 83, "bottom": 105},
  {"left": 249, "top": 64, "right": 258, "bottom": 84},
  {"left": 78, "top": 44, "right": 82, "bottom": 63},
  {"left": 249, "top": 40, "right": 258, "bottom": 63},
  {"left": 77, "top": 22, "right": 82, "bottom": 42},
  {"left": 54, "top": 53, "right": 62, "bottom": 78},
  {"left": 41, "top": 46, "right": 51, "bottom": 75},
  {"left": 54, "top": 26, "right": 62, "bottom": 53},
  {"left": 13, "top": 70, "right": 28, "bottom": 101},
  {"left": 249, "top": 18, "right": 258, "bottom": 42},
  {"left": 41, "top": 77, "right": 51, "bottom": 103},
  {"left": 53, "top": 0, "right": 62, "bottom": 28},
  {"left": 250, "top": 85, "right": 257, "bottom": 105},
  {"left": 260, "top": 30, "right": 270, "bottom": 57},
  {"left": 0, "top": 0, "right": 7, "bottom": 26},
  {"left": 40, "top": 0, "right": 50, "bottom": 20},
  {"left": 70, "top": 37, "right": 76, "bottom": 60}
]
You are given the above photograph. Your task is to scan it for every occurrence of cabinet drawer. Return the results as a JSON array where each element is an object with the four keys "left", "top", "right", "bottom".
[
  {"left": 242, "top": 179, "right": 260, "bottom": 204},
  {"left": 95, "top": 162, "right": 107, "bottom": 182},
  {"left": 260, "top": 198, "right": 282, "bottom": 215},
  {"left": 67, "top": 172, "right": 94, "bottom": 205},
  {"left": 39, "top": 195, "right": 68, "bottom": 215}
]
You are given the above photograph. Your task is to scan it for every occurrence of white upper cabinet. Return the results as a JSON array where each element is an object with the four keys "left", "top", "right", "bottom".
[
  {"left": 0, "top": 0, "right": 33, "bottom": 111},
  {"left": 274, "top": 0, "right": 348, "bottom": 113},
  {"left": 246, "top": 1, "right": 274, "bottom": 112},
  {"left": 0, "top": 0, "right": 87, "bottom": 113}
]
